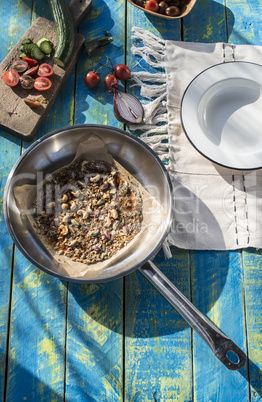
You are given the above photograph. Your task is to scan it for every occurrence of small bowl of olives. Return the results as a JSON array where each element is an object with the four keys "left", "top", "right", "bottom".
[{"left": 127, "top": 0, "right": 196, "bottom": 19}]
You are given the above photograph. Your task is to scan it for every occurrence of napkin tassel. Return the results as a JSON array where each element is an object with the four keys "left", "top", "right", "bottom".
[
  {"left": 131, "top": 27, "right": 174, "bottom": 257},
  {"left": 130, "top": 27, "right": 169, "bottom": 162}
]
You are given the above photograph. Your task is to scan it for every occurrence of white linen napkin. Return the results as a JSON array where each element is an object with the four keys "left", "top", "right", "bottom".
[{"left": 131, "top": 27, "right": 262, "bottom": 252}]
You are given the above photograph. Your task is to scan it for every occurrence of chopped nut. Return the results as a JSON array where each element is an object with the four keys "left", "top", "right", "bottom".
[
  {"left": 61, "top": 194, "right": 68, "bottom": 203},
  {"left": 77, "top": 209, "right": 89, "bottom": 219},
  {"left": 110, "top": 209, "right": 118, "bottom": 219},
  {"left": 34, "top": 159, "right": 143, "bottom": 266},
  {"left": 104, "top": 216, "right": 111, "bottom": 227},
  {"left": 59, "top": 225, "right": 68, "bottom": 236},
  {"left": 90, "top": 174, "right": 101, "bottom": 183},
  {"left": 70, "top": 201, "right": 77, "bottom": 211}
]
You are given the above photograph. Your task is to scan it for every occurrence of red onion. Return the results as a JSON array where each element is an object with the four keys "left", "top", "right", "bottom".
[
  {"left": 112, "top": 88, "right": 144, "bottom": 125},
  {"left": 103, "top": 230, "right": 110, "bottom": 240}
]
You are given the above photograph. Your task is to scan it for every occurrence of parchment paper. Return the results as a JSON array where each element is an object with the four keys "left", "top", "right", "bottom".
[{"left": 14, "top": 134, "right": 166, "bottom": 278}]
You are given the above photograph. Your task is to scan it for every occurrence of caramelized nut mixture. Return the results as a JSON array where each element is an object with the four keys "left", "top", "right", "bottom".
[{"left": 34, "top": 160, "right": 143, "bottom": 265}]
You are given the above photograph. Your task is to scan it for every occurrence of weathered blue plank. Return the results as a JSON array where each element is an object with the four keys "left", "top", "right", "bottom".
[
  {"left": 2, "top": 2, "right": 72, "bottom": 400},
  {"left": 190, "top": 251, "right": 249, "bottom": 401},
  {"left": 226, "top": 0, "right": 262, "bottom": 45},
  {"left": 183, "top": 0, "right": 228, "bottom": 43},
  {"left": 125, "top": 4, "right": 193, "bottom": 400},
  {"left": 66, "top": 281, "right": 123, "bottom": 401},
  {"left": 65, "top": 0, "right": 125, "bottom": 399},
  {"left": 242, "top": 250, "right": 262, "bottom": 402},
  {"left": 6, "top": 250, "right": 67, "bottom": 401},
  {"left": 0, "top": 1, "right": 32, "bottom": 399},
  {"left": 75, "top": 0, "right": 126, "bottom": 129},
  {"left": 125, "top": 248, "right": 192, "bottom": 401}
]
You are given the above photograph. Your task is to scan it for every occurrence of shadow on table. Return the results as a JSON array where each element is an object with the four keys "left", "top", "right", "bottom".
[
  {"left": 239, "top": 360, "right": 262, "bottom": 398},
  {"left": 68, "top": 262, "right": 262, "bottom": 398},
  {"left": 2, "top": 358, "right": 62, "bottom": 400},
  {"left": 143, "top": 0, "right": 235, "bottom": 44}
]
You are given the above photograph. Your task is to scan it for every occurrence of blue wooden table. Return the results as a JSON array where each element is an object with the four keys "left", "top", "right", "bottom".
[{"left": 1, "top": 0, "right": 262, "bottom": 400}]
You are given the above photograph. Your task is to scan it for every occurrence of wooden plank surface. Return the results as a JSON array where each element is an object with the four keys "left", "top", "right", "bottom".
[
  {"left": 1, "top": 0, "right": 262, "bottom": 401},
  {"left": 191, "top": 251, "right": 248, "bottom": 401},
  {"left": 125, "top": 248, "right": 192, "bottom": 401},
  {"left": 243, "top": 250, "right": 262, "bottom": 401}
]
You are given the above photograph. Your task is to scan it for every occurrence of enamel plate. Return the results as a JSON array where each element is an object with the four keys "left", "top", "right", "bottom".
[{"left": 181, "top": 61, "right": 262, "bottom": 170}]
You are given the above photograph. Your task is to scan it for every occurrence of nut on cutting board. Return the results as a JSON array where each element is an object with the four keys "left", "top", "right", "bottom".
[{"left": 0, "top": 0, "right": 92, "bottom": 142}]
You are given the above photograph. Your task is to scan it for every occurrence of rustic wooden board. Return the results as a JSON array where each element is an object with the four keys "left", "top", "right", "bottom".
[{"left": 0, "top": 0, "right": 91, "bottom": 142}]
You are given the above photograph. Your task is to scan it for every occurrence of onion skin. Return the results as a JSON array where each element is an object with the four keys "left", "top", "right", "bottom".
[{"left": 112, "top": 88, "right": 144, "bottom": 125}]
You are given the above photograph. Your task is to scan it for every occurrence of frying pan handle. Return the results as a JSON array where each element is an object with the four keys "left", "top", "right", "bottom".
[{"left": 139, "top": 260, "right": 247, "bottom": 371}]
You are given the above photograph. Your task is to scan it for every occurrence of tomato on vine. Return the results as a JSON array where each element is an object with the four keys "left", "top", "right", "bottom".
[
  {"left": 84, "top": 71, "right": 101, "bottom": 89},
  {"left": 114, "top": 64, "right": 131, "bottom": 81},
  {"left": 104, "top": 74, "right": 118, "bottom": 90}
]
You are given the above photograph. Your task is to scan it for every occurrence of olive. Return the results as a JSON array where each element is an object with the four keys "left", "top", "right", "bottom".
[
  {"left": 159, "top": 0, "right": 168, "bottom": 13},
  {"left": 165, "top": 5, "right": 180, "bottom": 15},
  {"left": 135, "top": 0, "right": 145, "bottom": 5},
  {"left": 170, "top": 0, "right": 180, "bottom": 5}
]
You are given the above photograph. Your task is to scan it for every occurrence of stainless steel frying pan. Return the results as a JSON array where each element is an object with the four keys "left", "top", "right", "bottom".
[{"left": 4, "top": 124, "right": 246, "bottom": 370}]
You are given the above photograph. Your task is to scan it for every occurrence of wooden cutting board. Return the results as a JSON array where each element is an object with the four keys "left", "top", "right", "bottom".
[{"left": 0, "top": 0, "right": 92, "bottom": 142}]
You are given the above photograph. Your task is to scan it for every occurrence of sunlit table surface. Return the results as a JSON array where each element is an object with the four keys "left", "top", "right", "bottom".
[{"left": 1, "top": 0, "right": 262, "bottom": 400}]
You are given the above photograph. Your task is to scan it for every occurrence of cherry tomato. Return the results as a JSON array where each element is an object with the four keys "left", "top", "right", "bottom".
[
  {"left": 22, "top": 56, "right": 38, "bottom": 67},
  {"left": 145, "top": 0, "right": 159, "bottom": 12},
  {"left": 165, "top": 5, "right": 180, "bottom": 15},
  {"left": 34, "top": 77, "right": 52, "bottom": 91},
  {"left": 24, "top": 98, "right": 42, "bottom": 108},
  {"left": 38, "top": 63, "right": 54, "bottom": 78},
  {"left": 84, "top": 71, "right": 101, "bottom": 89},
  {"left": 11, "top": 60, "right": 28, "bottom": 73},
  {"left": 104, "top": 74, "right": 118, "bottom": 90},
  {"left": 114, "top": 64, "right": 131, "bottom": 81},
  {"left": 24, "top": 95, "right": 48, "bottom": 108},
  {"left": 3, "top": 70, "right": 20, "bottom": 87},
  {"left": 24, "top": 65, "right": 39, "bottom": 77},
  {"left": 20, "top": 74, "right": 35, "bottom": 89}
]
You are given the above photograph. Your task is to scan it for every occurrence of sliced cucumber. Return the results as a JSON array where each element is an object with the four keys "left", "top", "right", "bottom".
[
  {"left": 39, "top": 40, "right": 53, "bottom": 55},
  {"left": 36, "top": 37, "right": 53, "bottom": 54},
  {"left": 31, "top": 46, "right": 45, "bottom": 60},
  {"left": 20, "top": 43, "right": 45, "bottom": 61},
  {"left": 21, "top": 38, "right": 32, "bottom": 45}
]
